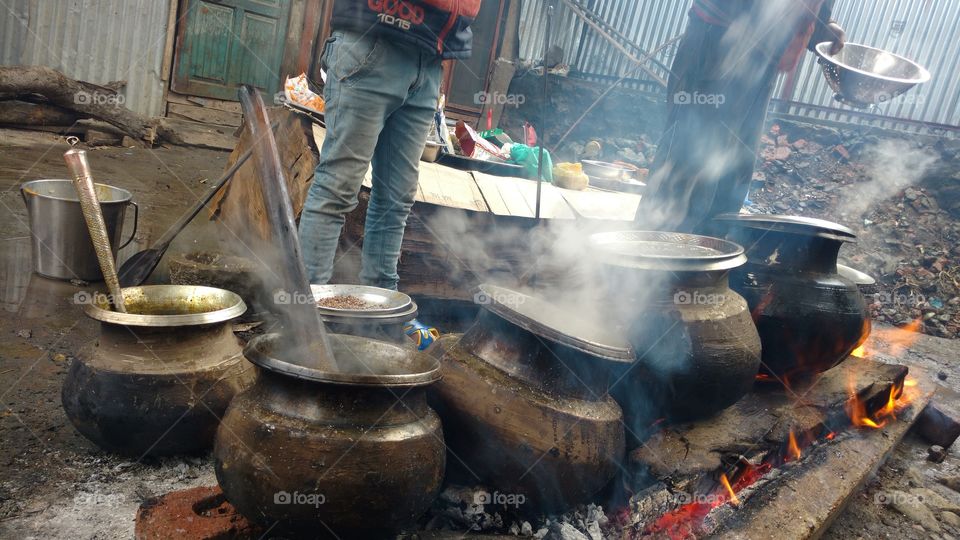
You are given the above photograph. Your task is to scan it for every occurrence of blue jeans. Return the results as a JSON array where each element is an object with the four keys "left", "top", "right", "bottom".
[{"left": 298, "top": 30, "right": 441, "bottom": 290}]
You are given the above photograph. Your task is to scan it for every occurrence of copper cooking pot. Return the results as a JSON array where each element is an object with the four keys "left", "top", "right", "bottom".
[
  {"left": 62, "top": 285, "right": 253, "bottom": 456},
  {"left": 590, "top": 231, "right": 762, "bottom": 424},
  {"left": 432, "top": 284, "right": 632, "bottom": 512},
  {"left": 214, "top": 333, "right": 444, "bottom": 536},
  {"left": 714, "top": 214, "right": 870, "bottom": 380}
]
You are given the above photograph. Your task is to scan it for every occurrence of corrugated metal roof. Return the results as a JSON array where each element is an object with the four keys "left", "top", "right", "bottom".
[
  {"left": 0, "top": 0, "right": 169, "bottom": 117},
  {"left": 519, "top": 0, "right": 960, "bottom": 134}
]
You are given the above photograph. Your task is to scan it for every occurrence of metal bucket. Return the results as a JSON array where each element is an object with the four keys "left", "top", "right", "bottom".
[{"left": 20, "top": 179, "right": 138, "bottom": 281}]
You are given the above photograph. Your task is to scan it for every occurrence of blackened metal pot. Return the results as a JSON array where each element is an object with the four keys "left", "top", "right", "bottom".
[
  {"left": 433, "top": 284, "right": 632, "bottom": 512},
  {"left": 714, "top": 214, "right": 870, "bottom": 380},
  {"left": 62, "top": 285, "right": 253, "bottom": 456},
  {"left": 214, "top": 333, "right": 444, "bottom": 536},
  {"left": 590, "top": 231, "right": 762, "bottom": 424}
]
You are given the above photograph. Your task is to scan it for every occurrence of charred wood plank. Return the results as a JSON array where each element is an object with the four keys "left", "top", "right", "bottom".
[{"left": 916, "top": 384, "right": 960, "bottom": 449}]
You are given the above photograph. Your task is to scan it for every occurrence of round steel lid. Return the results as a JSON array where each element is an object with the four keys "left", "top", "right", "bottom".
[
  {"left": 713, "top": 214, "right": 857, "bottom": 242},
  {"left": 477, "top": 284, "right": 634, "bottom": 363},
  {"left": 244, "top": 333, "right": 440, "bottom": 387},
  {"left": 590, "top": 231, "right": 747, "bottom": 272}
]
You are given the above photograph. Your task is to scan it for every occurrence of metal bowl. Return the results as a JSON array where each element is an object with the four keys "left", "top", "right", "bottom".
[
  {"left": 84, "top": 285, "right": 246, "bottom": 327},
  {"left": 581, "top": 160, "right": 633, "bottom": 180},
  {"left": 815, "top": 42, "right": 930, "bottom": 109},
  {"left": 311, "top": 284, "right": 413, "bottom": 315},
  {"left": 590, "top": 230, "right": 747, "bottom": 272}
]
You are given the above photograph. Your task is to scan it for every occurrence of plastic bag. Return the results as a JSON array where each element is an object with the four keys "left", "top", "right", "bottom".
[
  {"left": 508, "top": 144, "right": 554, "bottom": 182},
  {"left": 284, "top": 73, "right": 325, "bottom": 113}
]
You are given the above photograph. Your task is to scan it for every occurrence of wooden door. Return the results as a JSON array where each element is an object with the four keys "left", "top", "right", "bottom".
[{"left": 172, "top": 0, "right": 293, "bottom": 101}]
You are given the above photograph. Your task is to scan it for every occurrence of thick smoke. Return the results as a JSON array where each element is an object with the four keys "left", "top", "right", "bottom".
[{"left": 840, "top": 139, "right": 939, "bottom": 220}]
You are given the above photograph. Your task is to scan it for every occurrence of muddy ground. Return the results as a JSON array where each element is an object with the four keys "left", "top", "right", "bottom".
[{"left": 0, "top": 128, "right": 958, "bottom": 539}]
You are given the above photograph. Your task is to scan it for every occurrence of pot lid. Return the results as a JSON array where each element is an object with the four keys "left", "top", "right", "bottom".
[
  {"left": 837, "top": 263, "right": 876, "bottom": 286},
  {"left": 477, "top": 284, "right": 634, "bottom": 363},
  {"left": 311, "top": 284, "right": 413, "bottom": 315},
  {"left": 713, "top": 214, "right": 857, "bottom": 243},
  {"left": 245, "top": 333, "right": 441, "bottom": 386},
  {"left": 83, "top": 285, "right": 246, "bottom": 327},
  {"left": 590, "top": 231, "right": 747, "bottom": 272}
]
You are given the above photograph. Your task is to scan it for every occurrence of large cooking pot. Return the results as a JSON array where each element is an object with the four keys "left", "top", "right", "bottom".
[
  {"left": 432, "top": 284, "right": 632, "bottom": 512},
  {"left": 62, "top": 285, "right": 253, "bottom": 456},
  {"left": 713, "top": 214, "right": 870, "bottom": 380},
  {"left": 214, "top": 333, "right": 444, "bottom": 536},
  {"left": 590, "top": 231, "right": 762, "bottom": 423}
]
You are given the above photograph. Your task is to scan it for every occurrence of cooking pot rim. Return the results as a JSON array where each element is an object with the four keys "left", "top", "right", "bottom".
[
  {"left": 83, "top": 285, "right": 246, "bottom": 327},
  {"left": 244, "top": 333, "right": 441, "bottom": 387},
  {"left": 590, "top": 230, "right": 747, "bottom": 272},
  {"left": 713, "top": 213, "right": 857, "bottom": 243}
]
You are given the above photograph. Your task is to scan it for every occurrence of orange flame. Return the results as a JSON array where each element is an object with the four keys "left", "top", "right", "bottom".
[
  {"left": 720, "top": 473, "right": 740, "bottom": 506},
  {"left": 846, "top": 375, "right": 918, "bottom": 430},
  {"left": 857, "top": 319, "right": 922, "bottom": 358},
  {"left": 787, "top": 430, "right": 802, "bottom": 462}
]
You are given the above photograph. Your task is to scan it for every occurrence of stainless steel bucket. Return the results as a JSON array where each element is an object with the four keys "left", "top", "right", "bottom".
[{"left": 20, "top": 179, "right": 138, "bottom": 281}]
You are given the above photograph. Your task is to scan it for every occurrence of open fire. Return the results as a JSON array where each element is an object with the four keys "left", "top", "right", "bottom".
[{"left": 641, "top": 371, "right": 919, "bottom": 539}]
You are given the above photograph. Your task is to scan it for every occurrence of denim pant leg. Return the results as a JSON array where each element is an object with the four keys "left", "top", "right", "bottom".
[
  {"left": 359, "top": 55, "right": 442, "bottom": 290},
  {"left": 298, "top": 31, "right": 405, "bottom": 284}
]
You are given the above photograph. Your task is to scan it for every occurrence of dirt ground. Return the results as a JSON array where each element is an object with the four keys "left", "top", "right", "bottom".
[{"left": 0, "top": 128, "right": 958, "bottom": 539}]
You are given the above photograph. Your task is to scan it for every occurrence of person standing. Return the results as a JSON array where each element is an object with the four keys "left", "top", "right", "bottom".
[
  {"left": 299, "top": 1, "right": 480, "bottom": 292},
  {"left": 635, "top": 0, "right": 845, "bottom": 235}
]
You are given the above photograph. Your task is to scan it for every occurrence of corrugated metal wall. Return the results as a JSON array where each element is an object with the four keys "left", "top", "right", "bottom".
[
  {"left": 519, "top": 0, "right": 960, "bottom": 135},
  {"left": 0, "top": 0, "right": 170, "bottom": 117}
]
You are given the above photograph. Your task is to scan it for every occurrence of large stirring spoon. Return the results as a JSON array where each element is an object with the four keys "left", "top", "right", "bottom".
[{"left": 64, "top": 149, "right": 127, "bottom": 313}]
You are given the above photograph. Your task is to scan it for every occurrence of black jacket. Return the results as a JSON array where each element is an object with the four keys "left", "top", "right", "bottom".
[{"left": 331, "top": 0, "right": 480, "bottom": 60}]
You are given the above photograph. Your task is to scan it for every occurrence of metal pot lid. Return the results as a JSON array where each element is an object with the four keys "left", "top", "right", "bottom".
[
  {"left": 311, "top": 284, "right": 413, "bottom": 315},
  {"left": 83, "top": 285, "right": 246, "bottom": 327},
  {"left": 713, "top": 214, "right": 857, "bottom": 242},
  {"left": 319, "top": 302, "right": 418, "bottom": 326},
  {"left": 590, "top": 231, "right": 747, "bottom": 272},
  {"left": 477, "top": 284, "right": 634, "bottom": 363},
  {"left": 837, "top": 263, "right": 876, "bottom": 286},
  {"left": 244, "top": 333, "right": 440, "bottom": 387}
]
